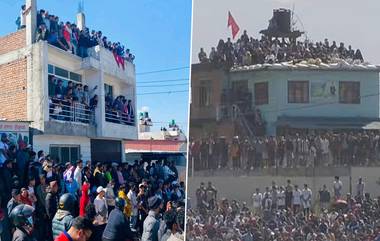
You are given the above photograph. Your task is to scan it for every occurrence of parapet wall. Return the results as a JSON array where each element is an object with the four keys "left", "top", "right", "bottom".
[
  {"left": 0, "top": 29, "right": 26, "bottom": 55},
  {"left": 187, "top": 167, "right": 380, "bottom": 207}
]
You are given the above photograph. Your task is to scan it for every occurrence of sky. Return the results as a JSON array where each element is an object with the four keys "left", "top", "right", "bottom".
[
  {"left": 192, "top": 0, "right": 380, "bottom": 65},
  {"left": 0, "top": 0, "right": 192, "bottom": 133}
]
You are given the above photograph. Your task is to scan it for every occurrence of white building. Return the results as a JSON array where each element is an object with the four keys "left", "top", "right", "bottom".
[
  {"left": 0, "top": 0, "right": 137, "bottom": 163},
  {"left": 228, "top": 62, "right": 380, "bottom": 135}
]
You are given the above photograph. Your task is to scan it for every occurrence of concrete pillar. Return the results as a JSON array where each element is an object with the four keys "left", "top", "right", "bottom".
[
  {"left": 77, "top": 12, "right": 86, "bottom": 31},
  {"left": 95, "top": 70, "right": 105, "bottom": 137},
  {"left": 25, "top": 0, "right": 37, "bottom": 45}
]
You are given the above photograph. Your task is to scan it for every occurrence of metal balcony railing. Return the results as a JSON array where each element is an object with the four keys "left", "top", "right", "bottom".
[
  {"left": 49, "top": 97, "right": 95, "bottom": 124},
  {"left": 105, "top": 110, "right": 135, "bottom": 126}
]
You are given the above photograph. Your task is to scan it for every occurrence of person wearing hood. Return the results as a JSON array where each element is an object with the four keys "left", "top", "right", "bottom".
[
  {"left": 141, "top": 196, "right": 163, "bottom": 241},
  {"left": 102, "top": 198, "right": 134, "bottom": 241},
  {"left": 52, "top": 193, "right": 76, "bottom": 239},
  {"left": 80, "top": 182, "right": 91, "bottom": 217}
]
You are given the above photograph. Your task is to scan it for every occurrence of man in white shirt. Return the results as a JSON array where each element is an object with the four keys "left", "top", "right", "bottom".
[
  {"left": 252, "top": 188, "right": 262, "bottom": 215},
  {"left": 127, "top": 183, "right": 138, "bottom": 231},
  {"left": 301, "top": 184, "right": 312, "bottom": 218},
  {"left": 292, "top": 185, "right": 301, "bottom": 214},
  {"left": 20, "top": 5, "right": 32, "bottom": 29},
  {"left": 356, "top": 177, "right": 365, "bottom": 199},
  {"left": 333, "top": 176, "right": 343, "bottom": 200},
  {"left": 321, "top": 136, "right": 330, "bottom": 166},
  {"left": 74, "top": 160, "right": 83, "bottom": 192},
  {"left": 0, "top": 133, "right": 9, "bottom": 167},
  {"left": 277, "top": 186, "right": 286, "bottom": 210}
]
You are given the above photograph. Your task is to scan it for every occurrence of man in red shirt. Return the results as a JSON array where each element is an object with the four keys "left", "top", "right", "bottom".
[{"left": 55, "top": 216, "right": 93, "bottom": 241}]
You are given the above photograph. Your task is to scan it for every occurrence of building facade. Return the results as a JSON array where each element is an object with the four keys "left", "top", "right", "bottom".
[
  {"left": 190, "top": 62, "right": 380, "bottom": 139},
  {"left": 0, "top": 0, "right": 137, "bottom": 163}
]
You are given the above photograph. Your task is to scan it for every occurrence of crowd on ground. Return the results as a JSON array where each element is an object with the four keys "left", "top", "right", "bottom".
[
  {"left": 105, "top": 94, "right": 135, "bottom": 125},
  {"left": 187, "top": 177, "right": 380, "bottom": 241},
  {"left": 190, "top": 130, "right": 380, "bottom": 171},
  {"left": 198, "top": 30, "right": 365, "bottom": 68},
  {"left": 18, "top": 5, "right": 135, "bottom": 63},
  {"left": 49, "top": 77, "right": 98, "bottom": 123},
  {"left": 0, "top": 133, "right": 185, "bottom": 241}
]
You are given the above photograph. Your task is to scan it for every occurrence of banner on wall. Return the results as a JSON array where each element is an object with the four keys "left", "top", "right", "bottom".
[
  {"left": 0, "top": 121, "right": 30, "bottom": 149},
  {"left": 311, "top": 80, "right": 338, "bottom": 102}
]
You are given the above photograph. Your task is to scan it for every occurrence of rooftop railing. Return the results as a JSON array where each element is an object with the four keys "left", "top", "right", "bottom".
[{"left": 105, "top": 109, "right": 135, "bottom": 126}]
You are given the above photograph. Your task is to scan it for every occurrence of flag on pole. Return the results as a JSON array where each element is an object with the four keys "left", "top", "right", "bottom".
[{"left": 227, "top": 11, "right": 240, "bottom": 39}]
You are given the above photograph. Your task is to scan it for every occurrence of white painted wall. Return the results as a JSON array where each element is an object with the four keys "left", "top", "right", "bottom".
[
  {"left": 187, "top": 167, "right": 380, "bottom": 207},
  {"left": 230, "top": 69, "right": 380, "bottom": 134},
  {"left": 33, "top": 134, "right": 91, "bottom": 162}
]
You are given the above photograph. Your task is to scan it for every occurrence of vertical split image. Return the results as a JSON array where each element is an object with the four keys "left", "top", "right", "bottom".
[{"left": 187, "top": 0, "right": 380, "bottom": 240}]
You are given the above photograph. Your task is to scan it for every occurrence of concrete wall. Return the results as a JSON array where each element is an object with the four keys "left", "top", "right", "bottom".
[
  {"left": 230, "top": 69, "right": 380, "bottom": 134},
  {"left": 187, "top": 167, "right": 380, "bottom": 207},
  {"left": 33, "top": 134, "right": 91, "bottom": 162}
]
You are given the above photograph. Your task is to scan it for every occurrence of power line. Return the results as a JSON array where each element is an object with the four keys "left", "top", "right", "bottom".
[
  {"left": 137, "top": 78, "right": 189, "bottom": 84},
  {"left": 137, "top": 90, "right": 189, "bottom": 96},
  {"left": 136, "top": 66, "right": 189, "bottom": 75},
  {"left": 137, "top": 83, "right": 189, "bottom": 88}
]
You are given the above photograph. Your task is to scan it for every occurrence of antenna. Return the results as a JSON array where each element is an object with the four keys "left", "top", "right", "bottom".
[
  {"left": 291, "top": 3, "right": 295, "bottom": 31},
  {"left": 78, "top": 0, "right": 84, "bottom": 13}
]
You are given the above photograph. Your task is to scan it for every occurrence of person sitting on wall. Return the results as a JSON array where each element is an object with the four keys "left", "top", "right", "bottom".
[{"left": 36, "top": 23, "right": 50, "bottom": 42}]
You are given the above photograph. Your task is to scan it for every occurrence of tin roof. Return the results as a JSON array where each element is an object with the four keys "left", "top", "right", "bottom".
[{"left": 231, "top": 60, "right": 380, "bottom": 73}]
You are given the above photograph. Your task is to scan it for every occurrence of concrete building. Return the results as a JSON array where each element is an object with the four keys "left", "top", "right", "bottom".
[
  {"left": 0, "top": 0, "right": 137, "bottom": 163},
  {"left": 190, "top": 62, "right": 380, "bottom": 139}
]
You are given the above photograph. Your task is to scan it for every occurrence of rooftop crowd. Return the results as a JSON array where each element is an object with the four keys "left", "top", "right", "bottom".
[
  {"left": 198, "top": 30, "right": 365, "bottom": 68},
  {"left": 18, "top": 5, "right": 135, "bottom": 64},
  {"left": 0, "top": 133, "right": 185, "bottom": 241},
  {"left": 190, "top": 130, "right": 380, "bottom": 171},
  {"left": 187, "top": 178, "right": 380, "bottom": 241}
]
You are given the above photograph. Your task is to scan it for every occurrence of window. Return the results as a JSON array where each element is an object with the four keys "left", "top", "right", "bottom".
[
  {"left": 339, "top": 81, "right": 360, "bottom": 104},
  {"left": 104, "top": 84, "right": 114, "bottom": 99},
  {"left": 49, "top": 145, "right": 81, "bottom": 163},
  {"left": 255, "top": 82, "right": 268, "bottom": 105},
  {"left": 232, "top": 80, "right": 248, "bottom": 93},
  {"left": 48, "top": 64, "right": 82, "bottom": 82},
  {"left": 288, "top": 81, "right": 309, "bottom": 103},
  {"left": 199, "top": 86, "right": 211, "bottom": 107},
  {"left": 48, "top": 64, "right": 54, "bottom": 74},
  {"left": 70, "top": 72, "right": 82, "bottom": 82},
  {"left": 55, "top": 67, "right": 69, "bottom": 79}
]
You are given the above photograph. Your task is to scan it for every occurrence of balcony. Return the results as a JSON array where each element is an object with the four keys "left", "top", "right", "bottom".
[
  {"left": 83, "top": 46, "right": 135, "bottom": 85},
  {"left": 45, "top": 97, "right": 96, "bottom": 137},
  {"left": 105, "top": 110, "right": 135, "bottom": 126},
  {"left": 49, "top": 98, "right": 94, "bottom": 124}
]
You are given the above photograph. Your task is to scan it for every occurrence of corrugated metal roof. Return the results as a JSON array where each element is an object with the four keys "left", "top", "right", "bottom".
[
  {"left": 231, "top": 61, "right": 380, "bottom": 73},
  {"left": 125, "top": 140, "right": 187, "bottom": 153}
]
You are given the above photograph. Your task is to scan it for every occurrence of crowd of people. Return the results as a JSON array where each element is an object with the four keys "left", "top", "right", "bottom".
[
  {"left": 198, "top": 30, "right": 365, "bottom": 68},
  {"left": 48, "top": 77, "right": 98, "bottom": 124},
  {"left": 105, "top": 94, "right": 135, "bottom": 126},
  {"left": 190, "top": 130, "right": 380, "bottom": 171},
  {"left": 0, "top": 133, "right": 185, "bottom": 241},
  {"left": 187, "top": 178, "right": 380, "bottom": 241},
  {"left": 17, "top": 5, "right": 135, "bottom": 64}
]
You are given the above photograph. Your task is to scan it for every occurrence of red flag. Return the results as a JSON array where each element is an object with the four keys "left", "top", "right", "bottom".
[{"left": 227, "top": 11, "right": 240, "bottom": 39}]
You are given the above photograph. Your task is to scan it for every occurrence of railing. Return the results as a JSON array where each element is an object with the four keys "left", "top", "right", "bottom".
[
  {"left": 49, "top": 97, "right": 94, "bottom": 124},
  {"left": 105, "top": 110, "right": 135, "bottom": 126}
]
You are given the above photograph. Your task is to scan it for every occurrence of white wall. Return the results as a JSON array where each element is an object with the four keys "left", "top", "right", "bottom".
[
  {"left": 33, "top": 134, "right": 91, "bottom": 162},
  {"left": 230, "top": 69, "right": 380, "bottom": 134},
  {"left": 187, "top": 167, "right": 380, "bottom": 207}
]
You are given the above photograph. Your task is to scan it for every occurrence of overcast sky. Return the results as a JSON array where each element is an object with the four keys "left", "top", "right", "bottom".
[{"left": 192, "top": 0, "right": 380, "bottom": 65}]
